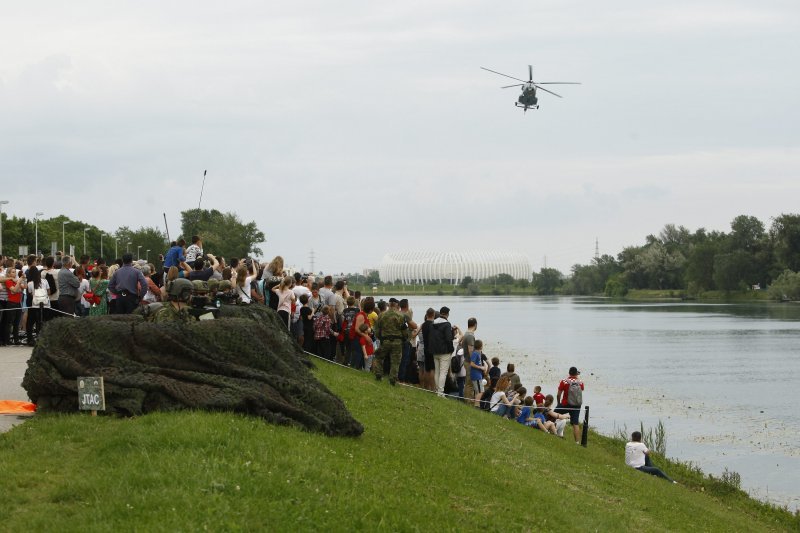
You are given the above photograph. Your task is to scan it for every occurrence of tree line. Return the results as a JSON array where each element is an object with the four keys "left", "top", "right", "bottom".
[
  {"left": 546, "top": 213, "right": 800, "bottom": 298},
  {"left": 0, "top": 208, "right": 265, "bottom": 261}
]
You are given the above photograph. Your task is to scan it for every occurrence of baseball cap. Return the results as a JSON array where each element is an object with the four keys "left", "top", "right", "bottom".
[{"left": 569, "top": 366, "right": 580, "bottom": 376}]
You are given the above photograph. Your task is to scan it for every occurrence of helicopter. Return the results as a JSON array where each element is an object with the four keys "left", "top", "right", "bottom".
[{"left": 481, "top": 65, "right": 580, "bottom": 112}]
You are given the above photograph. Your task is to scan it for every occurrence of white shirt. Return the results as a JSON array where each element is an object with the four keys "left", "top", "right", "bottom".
[
  {"left": 185, "top": 244, "right": 203, "bottom": 263},
  {"left": 625, "top": 442, "right": 648, "bottom": 468},
  {"left": 489, "top": 391, "right": 507, "bottom": 412},
  {"left": 239, "top": 275, "right": 256, "bottom": 304},
  {"left": 79, "top": 278, "right": 91, "bottom": 308}
]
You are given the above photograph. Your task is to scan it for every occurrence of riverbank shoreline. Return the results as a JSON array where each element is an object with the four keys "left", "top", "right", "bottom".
[{"left": 351, "top": 283, "right": 774, "bottom": 302}]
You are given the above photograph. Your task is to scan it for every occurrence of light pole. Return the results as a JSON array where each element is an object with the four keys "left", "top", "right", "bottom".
[
  {"left": 35, "top": 212, "right": 44, "bottom": 257},
  {"left": 62, "top": 221, "right": 67, "bottom": 256},
  {"left": 137, "top": 245, "right": 142, "bottom": 260},
  {"left": 0, "top": 200, "right": 8, "bottom": 256},
  {"left": 100, "top": 233, "right": 105, "bottom": 260},
  {"left": 126, "top": 242, "right": 132, "bottom": 253},
  {"left": 83, "top": 228, "right": 89, "bottom": 257},
  {"left": 146, "top": 249, "right": 150, "bottom": 262},
  {"left": 115, "top": 239, "right": 119, "bottom": 259}
]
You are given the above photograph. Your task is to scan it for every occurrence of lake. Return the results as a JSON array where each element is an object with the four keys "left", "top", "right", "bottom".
[{"left": 390, "top": 295, "right": 800, "bottom": 511}]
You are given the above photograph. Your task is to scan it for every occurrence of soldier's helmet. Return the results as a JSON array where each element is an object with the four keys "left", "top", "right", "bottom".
[
  {"left": 167, "top": 278, "right": 194, "bottom": 302},
  {"left": 191, "top": 279, "right": 210, "bottom": 307},
  {"left": 207, "top": 279, "right": 220, "bottom": 295}
]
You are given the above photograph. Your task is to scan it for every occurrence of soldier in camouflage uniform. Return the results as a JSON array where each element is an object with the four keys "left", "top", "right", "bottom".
[
  {"left": 152, "top": 278, "right": 194, "bottom": 323},
  {"left": 372, "top": 298, "right": 406, "bottom": 385}
]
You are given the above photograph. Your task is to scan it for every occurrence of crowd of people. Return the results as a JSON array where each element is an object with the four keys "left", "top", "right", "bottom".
[
  {"left": 0, "top": 239, "right": 588, "bottom": 442},
  {"left": 2, "top": 237, "right": 676, "bottom": 479}
]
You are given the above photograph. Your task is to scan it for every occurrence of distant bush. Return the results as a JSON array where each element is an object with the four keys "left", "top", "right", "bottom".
[{"left": 768, "top": 270, "right": 800, "bottom": 301}]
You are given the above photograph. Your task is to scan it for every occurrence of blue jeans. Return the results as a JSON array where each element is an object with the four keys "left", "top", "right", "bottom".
[
  {"left": 456, "top": 377, "right": 466, "bottom": 400},
  {"left": 349, "top": 339, "right": 364, "bottom": 370},
  {"left": 637, "top": 455, "right": 674, "bottom": 482}
]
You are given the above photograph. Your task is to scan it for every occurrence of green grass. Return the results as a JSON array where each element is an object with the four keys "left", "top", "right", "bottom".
[{"left": 1, "top": 361, "right": 797, "bottom": 531}]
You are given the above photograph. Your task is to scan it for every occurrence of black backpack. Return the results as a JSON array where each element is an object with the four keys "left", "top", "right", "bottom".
[{"left": 450, "top": 350, "right": 464, "bottom": 374}]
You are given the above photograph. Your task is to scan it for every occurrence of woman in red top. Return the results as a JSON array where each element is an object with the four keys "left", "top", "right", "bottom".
[
  {"left": 3, "top": 266, "right": 25, "bottom": 346},
  {"left": 349, "top": 297, "right": 374, "bottom": 370}
]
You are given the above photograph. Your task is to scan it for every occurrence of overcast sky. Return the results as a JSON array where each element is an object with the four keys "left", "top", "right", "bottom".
[{"left": 1, "top": 1, "right": 798, "bottom": 273}]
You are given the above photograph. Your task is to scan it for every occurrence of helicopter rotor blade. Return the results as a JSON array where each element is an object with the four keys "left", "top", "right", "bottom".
[
  {"left": 537, "top": 82, "right": 582, "bottom": 85},
  {"left": 528, "top": 65, "right": 533, "bottom": 82},
  {"left": 501, "top": 83, "right": 524, "bottom": 89},
  {"left": 534, "top": 84, "right": 563, "bottom": 98},
  {"left": 480, "top": 67, "right": 528, "bottom": 84}
]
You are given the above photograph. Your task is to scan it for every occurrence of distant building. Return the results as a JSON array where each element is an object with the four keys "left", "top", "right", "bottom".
[{"left": 380, "top": 251, "right": 532, "bottom": 284}]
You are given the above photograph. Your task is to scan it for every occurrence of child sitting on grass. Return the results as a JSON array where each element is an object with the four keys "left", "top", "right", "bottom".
[
  {"left": 532, "top": 407, "right": 557, "bottom": 434},
  {"left": 516, "top": 396, "right": 536, "bottom": 426}
]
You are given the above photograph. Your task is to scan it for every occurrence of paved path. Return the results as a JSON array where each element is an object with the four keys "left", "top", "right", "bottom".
[{"left": 0, "top": 345, "right": 33, "bottom": 433}]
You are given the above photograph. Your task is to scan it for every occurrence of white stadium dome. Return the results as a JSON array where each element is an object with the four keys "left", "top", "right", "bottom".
[{"left": 380, "top": 251, "right": 532, "bottom": 284}]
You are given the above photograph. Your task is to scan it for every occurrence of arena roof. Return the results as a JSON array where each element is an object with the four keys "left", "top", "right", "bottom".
[{"left": 379, "top": 251, "right": 532, "bottom": 284}]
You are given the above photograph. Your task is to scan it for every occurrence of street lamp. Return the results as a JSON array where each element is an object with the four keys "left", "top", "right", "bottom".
[
  {"left": 115, "top": 239, "right": 119, "bottom": 259},
  {"left": 83, "top": 228, "right": 89, "bottom": 257},
  {"left": 137, "top": 245, "right": 142, "bottom": 260},
  {"left": 126, "top": 241, "right": 132, "bottom": 253},
  {"left": 62, "top": 221, "right": 68, "bottom": 256},
  {"left": 0, "top": 200, "right": 8, "bottom": 256},
  {"left": 35, "top": 212, "right": 44, "bottom": 257},
  {"left": 100, "top": 233, "right": 105, "bottom": 260},
  {"left": 146, "top": 249, "right": 150, "bottom": 262}
]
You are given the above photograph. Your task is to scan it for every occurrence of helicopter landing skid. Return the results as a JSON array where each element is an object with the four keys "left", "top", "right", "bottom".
[{"left": 515, "top": 103, "right": 539, "bottom": 110}]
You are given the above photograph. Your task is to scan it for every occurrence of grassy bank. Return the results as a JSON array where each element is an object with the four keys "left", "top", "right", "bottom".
[{"left": 1, "top": 361, "right": 796, "bottom": 531}]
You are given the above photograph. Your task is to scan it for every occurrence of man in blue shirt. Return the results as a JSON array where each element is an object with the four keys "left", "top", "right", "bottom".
[
  {"left": 108, "top": 254, "right": 148, "bottom": 314},
  {"left": 163, "top": 239, "right": 188, "bottom": 276}
]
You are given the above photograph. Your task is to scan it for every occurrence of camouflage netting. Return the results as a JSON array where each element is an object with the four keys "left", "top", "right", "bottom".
[{"left": 22, "top": 308, "right": 363, "bottom": 437}]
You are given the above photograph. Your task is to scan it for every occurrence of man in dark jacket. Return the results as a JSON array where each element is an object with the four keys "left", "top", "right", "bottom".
[{"left": 426, "top": 306, "right": 457, "bottom": 395}]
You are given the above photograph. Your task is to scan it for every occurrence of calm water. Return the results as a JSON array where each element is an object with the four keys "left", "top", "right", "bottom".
[{"left": 394, "top": 295, "right": 800, "bottom": 510}]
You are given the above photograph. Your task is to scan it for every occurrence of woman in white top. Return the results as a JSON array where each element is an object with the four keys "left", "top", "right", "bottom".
[
  {"left": 25, "top": 266, "right": 50, "bottom": 346},
  {"left": 76, "top": 267, "right": 91, "bottom": 317},
  {"left": 272, "top": 276, "right": 296, "bottom": 329},
  {"left": 235, "top": 265, "right": 252, "bottom": 304}
]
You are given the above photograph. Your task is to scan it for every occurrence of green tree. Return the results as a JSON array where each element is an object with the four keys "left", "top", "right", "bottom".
[
  {"left": 459, "top": 276, "right": 474, "bottom": 289},
  {"left": 604, "top": 273, "right": 628, "bottom": 297},
  {"left": 496, "top": 273, "right": 515, "bottom": 285},
  {"left": 729, "top": 215, "right": 765, "bottom": 252},
  {"left": 713, "top": 251, "right": 753, "bottom": 291},
  {"left": 113, "top": 226, "right": 168, "bottom": 262},
  {"left": 767, "top": 270, "right": 800, "bottom": 301},
  {"left": 770, "top": 214, "right": 800, "bottom": 272},
  {"left": 533, "top": 267, "right": 563, "bottom": 295},
  {"left": 684, "top": 241, "right": 718, "bottom": 293},
  {"left": 180, "top": 209, "right": 265, "bottom": 259}
]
